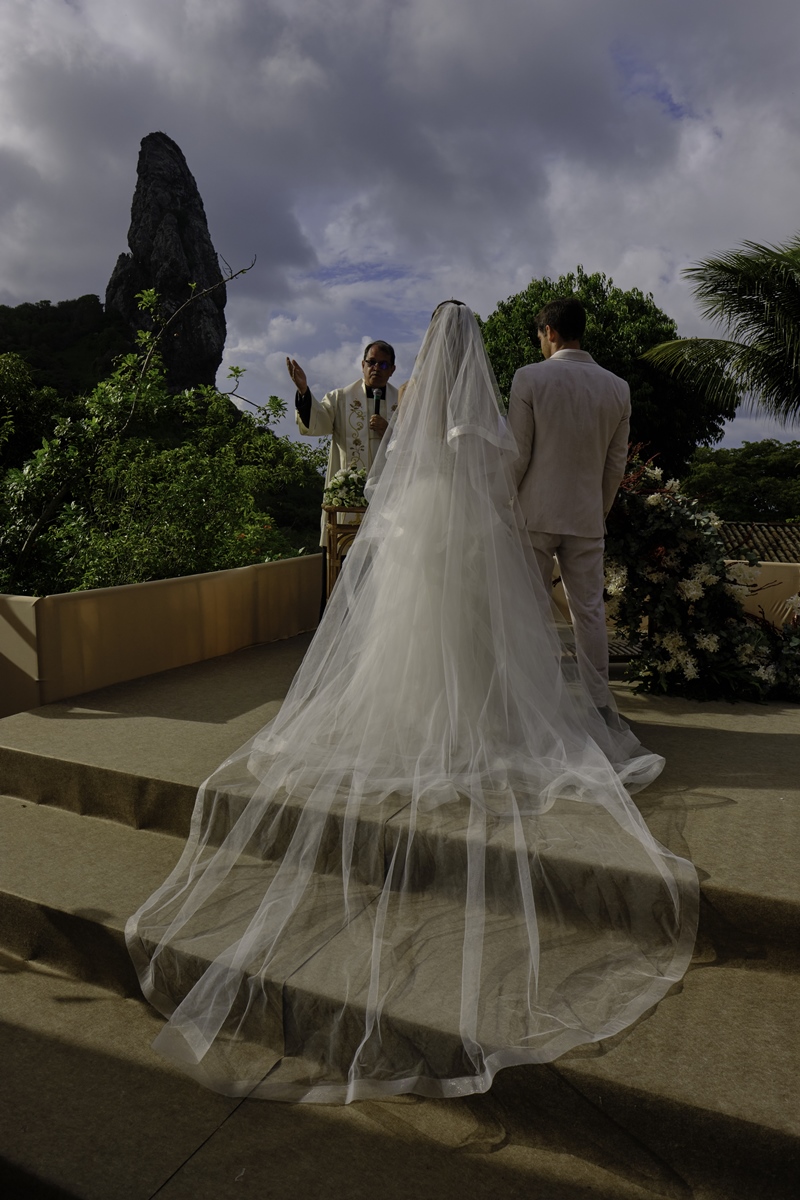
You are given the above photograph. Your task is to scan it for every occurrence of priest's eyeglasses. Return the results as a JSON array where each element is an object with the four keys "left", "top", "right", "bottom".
[{"left": 364, "top": 358, "right": 392, "bottom": 369}]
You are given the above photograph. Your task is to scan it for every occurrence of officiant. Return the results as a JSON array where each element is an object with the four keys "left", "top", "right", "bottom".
[{"left": 287, "top": 341, "right": 399, "bottom": 547}]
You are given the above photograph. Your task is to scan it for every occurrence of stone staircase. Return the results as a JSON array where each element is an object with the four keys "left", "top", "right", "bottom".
[{"left": 0, "top": 637, "right": 798, "bottom": 1200}]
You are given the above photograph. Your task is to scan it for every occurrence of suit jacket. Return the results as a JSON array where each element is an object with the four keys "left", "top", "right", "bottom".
[
  {"left": 296, "top": 378, "right": 399, "bottom": 544},
  {"left": 507, "top": 349, "right": 630, "bottom": 539}
]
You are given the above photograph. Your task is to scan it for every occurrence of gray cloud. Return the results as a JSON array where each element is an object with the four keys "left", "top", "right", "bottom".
[{"left": 1, "top": 0, "right": 799, "bottom": 443}]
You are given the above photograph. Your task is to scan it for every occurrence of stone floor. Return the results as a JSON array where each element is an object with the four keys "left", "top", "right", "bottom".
[{"left": 0, "top": 636, "right": 798, "bottom": 1199}]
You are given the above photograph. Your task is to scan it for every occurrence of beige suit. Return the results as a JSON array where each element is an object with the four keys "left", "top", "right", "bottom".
[{"left": 507, "top": 349, "right": 630, "bottom": 701}]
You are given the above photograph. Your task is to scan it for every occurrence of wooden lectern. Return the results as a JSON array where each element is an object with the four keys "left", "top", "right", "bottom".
[{"left": 322, "top": 505, "right": 366, "bottom": 598}]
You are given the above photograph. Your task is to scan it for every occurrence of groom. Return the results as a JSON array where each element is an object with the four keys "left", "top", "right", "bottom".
[{"left": 507, "top": 297, "right": 630, "bottom": 703}]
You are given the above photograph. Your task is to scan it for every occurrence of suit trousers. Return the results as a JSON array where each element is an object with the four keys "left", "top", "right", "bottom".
[{"left": 528, "top": 531, "right": 610, "bottom": 705}]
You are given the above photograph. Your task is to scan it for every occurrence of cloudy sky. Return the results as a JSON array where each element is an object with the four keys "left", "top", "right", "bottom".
[{"left": 2, "top": 0, "right": 800, "bottom": 445}]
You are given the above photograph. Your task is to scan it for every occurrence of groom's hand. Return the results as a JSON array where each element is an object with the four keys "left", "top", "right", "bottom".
[{"left": 286, "top": 357, "right": 308, "bottom": 395}]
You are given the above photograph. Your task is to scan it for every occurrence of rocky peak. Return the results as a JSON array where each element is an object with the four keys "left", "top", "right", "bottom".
[{"left": 105, "top": 132, "right": 226, "bottom": 391}]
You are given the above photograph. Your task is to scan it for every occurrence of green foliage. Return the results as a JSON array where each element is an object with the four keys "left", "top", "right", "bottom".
[
  {"left": 680, "top": 440, "right": 800, "bottom": 521},
  {"left": 479, "top": 267, "right": 734, "bottom": 476},
  {"left": 0, "top": 352, "right": 324, "bottom": 596},
  {"left": 0, "top": 295, "right": 131, "bottom": 396},
  {"left": 644, "top": 235, "right": 800, "bottom": 423},
  {"left": 0, "top": 352, "right": 76, "bottom": 472},
  {"left": 605, "top": 459, "right": 800, "bottom": 702}
]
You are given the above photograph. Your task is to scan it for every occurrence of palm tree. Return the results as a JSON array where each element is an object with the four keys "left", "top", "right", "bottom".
[{"left": 644, "top": 235, "right": 800, "bottom": 424}]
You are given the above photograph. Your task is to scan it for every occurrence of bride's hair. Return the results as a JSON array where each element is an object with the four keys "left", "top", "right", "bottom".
[{"left": 430, "top": 298, "right": 466, "bottom": 319}]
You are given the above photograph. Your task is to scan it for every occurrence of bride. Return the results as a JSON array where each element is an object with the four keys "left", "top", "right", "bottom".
[{"left": 126, "top": 302, "right": 698, "bottom": 1104}]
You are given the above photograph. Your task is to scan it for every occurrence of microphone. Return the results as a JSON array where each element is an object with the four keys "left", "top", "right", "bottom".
[{"left": 373, "top": 387, "right": 383, "bottom": 417}]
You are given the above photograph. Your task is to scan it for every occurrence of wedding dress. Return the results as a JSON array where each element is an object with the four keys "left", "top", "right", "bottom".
[{"left": 126, "top": 302, "right": 698, "bottom": 1103}]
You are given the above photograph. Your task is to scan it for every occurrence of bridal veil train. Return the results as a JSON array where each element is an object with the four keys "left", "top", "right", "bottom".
[{"left": 126, "top": 302, "right": 698, "bottom": 1103}]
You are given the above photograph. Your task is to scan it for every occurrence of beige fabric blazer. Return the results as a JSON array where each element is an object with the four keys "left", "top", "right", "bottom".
[{"left": 507, "top": 349, "right": 630, "bottom": 539}]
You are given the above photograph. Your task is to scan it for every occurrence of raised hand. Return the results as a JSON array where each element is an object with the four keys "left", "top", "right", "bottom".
[{"left": 286, "top": 356, "right": 308, "bottom": 395}]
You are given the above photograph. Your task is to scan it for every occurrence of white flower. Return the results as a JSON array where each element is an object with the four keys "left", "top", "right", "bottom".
[
  {"left": 677, "top": 578, "right": 705, "bottom": 601},
  {"left": 661, "top": 647, "right": 698, "bottom": 679},
  {"left": 605, "top": 564, "right": 628, "bottom": 596},
  {"left": 786, "top": 593, "right": 800, "bottom": 614},
  {"left": 645, "top": 466, "right": 663, "bottom": 481},
  {"left": 655, "top": 631, "right": 687, "bottom": 654},
  {"left": 695, "top": 633, "right": 720, "bottom": 653},
  {"left": 690, "top": 563, "right": 719, "bottom": 586},
  {"left": 645, "top": 493, "right": 664, "bottom": 507},
  {"left": 726, "top": 561, "right": 760, "bottom": 588},
  {"left": 737, "top": 643, "right": 758, "bottom": 665},
  {"left": 664, "top": 478, "right": 680, "bottom": 493},
  {"left": 754, "top": 664, "right": 777, "bottom": 684},
  {"left": 644, "top": 569, "right": 667, "bottom": 583}
]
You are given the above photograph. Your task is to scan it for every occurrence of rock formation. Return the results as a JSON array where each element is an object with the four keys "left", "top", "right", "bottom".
[{"left": 105, "top": 132, "right": 226, "bottom": 391}]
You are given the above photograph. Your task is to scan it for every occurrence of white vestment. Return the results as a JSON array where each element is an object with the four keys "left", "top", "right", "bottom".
[{"left": 297, "top": 378, "right": 399, "bottom": 543}]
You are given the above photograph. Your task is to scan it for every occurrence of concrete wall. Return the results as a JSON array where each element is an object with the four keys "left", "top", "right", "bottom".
[
  {"left": 1, "top": 555, "right": 797, "bottom": 720},
  {"left": 0, "top": 555, "right": 322, "bottom": 719},
  {"left": 738, "top": 561, "right": 800, "bottom": 626}
]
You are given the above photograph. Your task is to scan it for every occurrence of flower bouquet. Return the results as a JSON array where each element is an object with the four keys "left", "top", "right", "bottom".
[{"left": 323, "top": 465, "right": 368, "bottom": 508}]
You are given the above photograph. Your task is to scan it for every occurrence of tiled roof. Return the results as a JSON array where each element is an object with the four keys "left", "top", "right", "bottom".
[{"left": 720, "top": 521, "right": 800, "bottom": 564}]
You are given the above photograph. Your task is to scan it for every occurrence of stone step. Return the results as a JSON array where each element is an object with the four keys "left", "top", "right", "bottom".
[
  {"left": 2, "top": 729, "right": 795, "bottom": 951},
  {"left": 1, "top": 638, "right": 797, "bottom": 949},
  {"left": 2, "top": 642, "right": 798, "bottom": 1198},
  {"left": 0, "top": 955, "right": 699, "bottom": 1200},
  {"left": 0, "top": 794, "right": 181, "bottom": 992},
  {"left": 0, "top": 792, "right": 685, "bottom": 992},
  {"left": 1, "top": 794, "right": 797, "bottom": 1200}
]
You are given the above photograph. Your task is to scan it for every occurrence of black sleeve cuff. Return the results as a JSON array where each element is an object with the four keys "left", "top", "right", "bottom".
[{"left": 295, "top": 390, "right": 312, "bottom": 427}]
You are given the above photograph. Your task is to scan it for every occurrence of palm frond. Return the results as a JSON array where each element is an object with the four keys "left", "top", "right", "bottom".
[
  {"left": 642, "top": 338, "right": 743, "bottom": 410},
  {"left": 685, "top": 239, "right": 800, "bottom": 363},
  {"left": 645, "top": 334, "right": 800, "bottom": 423},
  {"left": 655, "top": 234, "right": 800, "bottom": 425}
]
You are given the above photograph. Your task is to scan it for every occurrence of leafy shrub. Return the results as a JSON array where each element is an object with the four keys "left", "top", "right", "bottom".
[
  {"left": 605, "top": 456, "right": 800, "bottom": 702},
  {"left": 0, "top": 349, "right": 324, "bottom": 595}
]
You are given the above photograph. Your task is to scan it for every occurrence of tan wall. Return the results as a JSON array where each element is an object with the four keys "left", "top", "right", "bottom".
[
  {"left": 2, "top": 554, "right": 797, "bottom": 720},
  {"left": 738, "top": 560, "right": 800, "bottom": 626},
  {"left": 0, "top": 596, "right": 41, "bottom": 717},
  {"left": 0, "top": 555, "right": 321, "bottom": 718}
]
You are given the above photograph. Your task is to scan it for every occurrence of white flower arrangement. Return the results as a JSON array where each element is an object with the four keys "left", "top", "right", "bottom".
[
  {"left": 604, "top": 459, "right": 800, "bottom": 701},
  {"left": 323, "top": 465, "right": 369, "bottom": 508}
]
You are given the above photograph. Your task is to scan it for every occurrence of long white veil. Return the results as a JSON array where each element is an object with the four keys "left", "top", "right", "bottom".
[{"left": 126, "top": 303, "right": 698, "bottom": 1103}]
